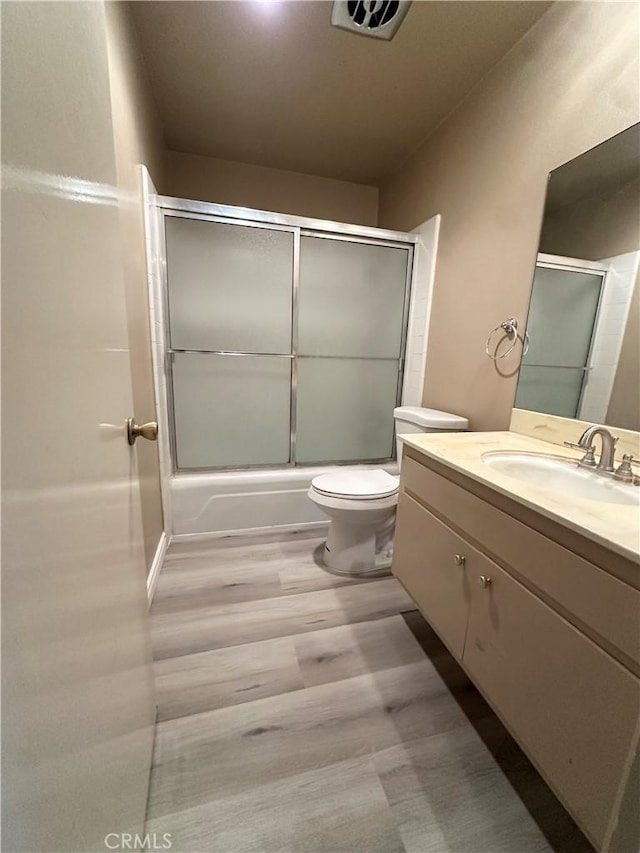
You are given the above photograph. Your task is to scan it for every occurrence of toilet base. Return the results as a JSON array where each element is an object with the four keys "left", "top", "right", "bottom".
[{"left": 322, "top": 517, "right": 395, "bottom": 574}]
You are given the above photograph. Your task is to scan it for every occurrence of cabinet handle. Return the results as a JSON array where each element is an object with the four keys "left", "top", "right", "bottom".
[
  {"left": 478, "top": 575, "right": 492, "bottom": 589},
  {"left": 453, "top": 554, "right": 466, "bottom": 566}
]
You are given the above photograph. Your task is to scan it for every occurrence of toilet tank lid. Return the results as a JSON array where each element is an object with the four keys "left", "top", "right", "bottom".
[{"left": 393, "top": 406, "right": 469, "bottom": 430}]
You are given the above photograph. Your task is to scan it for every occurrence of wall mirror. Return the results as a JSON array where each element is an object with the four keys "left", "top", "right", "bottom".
[{"left": 515, "top": 123, "right": 639, "bottom": 431}]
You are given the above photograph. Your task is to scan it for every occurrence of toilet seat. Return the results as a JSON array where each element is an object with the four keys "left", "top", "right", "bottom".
[{"left": 311, "top": 469, "right": 399, "bottom": 501}]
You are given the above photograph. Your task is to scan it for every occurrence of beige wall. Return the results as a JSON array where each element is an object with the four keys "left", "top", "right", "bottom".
[
  {"left": 540, "top": 177, "right": 640, "bottom": 261},
  {"left": 378, "top": 2, "right": 640, "bottom": 431},
  {"left": 106, "top": 2, "right": 165, "bottom": 570},
  {"left": 163, "top": 149, "right": 379, "bottom": 226}
]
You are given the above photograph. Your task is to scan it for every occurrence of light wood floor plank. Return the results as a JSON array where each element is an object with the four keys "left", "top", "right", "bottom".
[
  {"left": 146, "top": 756, "right": 405, "bottom": 853},
  {"left": 155, "top": 535, "right": 381, "bottom": 612},
  {"left": 155, "top": 615, "right": 438, "bottom": 721},
  {"left": 147, "top": 660, "right": 476, "bottom": 817},
  {"left": 277, "top": 558, "right": 387, "bottom": 595},
  {"left": 152, "top": 558, "right": 284, "bottom": 613},
  {"left": 294, "top": 614, "right": 428, "bottom": 688},
  {"left": 151, "top": 577, "right": 415, "bottom": 660},
  {"left": 154, "top": 636, "right": 303, "bottom": 721},
  {"left": 163, "top": 537, "right": 325, "bottom": 569},
  {"left": 166, "top": 527, "right": 327, "bottom": 559},
  {"left": 373, "top": 718, "right": 590, "bottom": 853}
]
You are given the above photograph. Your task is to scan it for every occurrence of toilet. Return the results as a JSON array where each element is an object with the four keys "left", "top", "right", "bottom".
[{"left": 308, "top": 407, "right": 469, "bottom": 574}]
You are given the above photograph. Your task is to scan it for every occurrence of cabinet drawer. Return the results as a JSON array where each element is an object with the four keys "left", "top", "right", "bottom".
[
  {"left": 393, "top": 493, "right": 479, "bottom": 659},
  {"left": 464, "top": 559, "right": 640, "bottom": 850},
  {"left": 402, "top": 452, "right": 640, "bottom": 672}
]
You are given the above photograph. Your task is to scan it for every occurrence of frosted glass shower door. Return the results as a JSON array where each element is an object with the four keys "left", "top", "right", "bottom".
[
  {"left": 296, "top": 236, "right": 410, "bottom": 463},
  {"left": 172, "top": 353, "right": 291, "bottom": 469},
  {"left": 515, "top": 266, "right": 603, "bottom": 418},
  {"left": 163, "top": 215, "right": 412, "bottom": 469},
  {"left": 166, "top": 216, "right": 293, "bottom": 353},
  {"left": 165, "top": 216, "right": 294, "bottom": 469}
]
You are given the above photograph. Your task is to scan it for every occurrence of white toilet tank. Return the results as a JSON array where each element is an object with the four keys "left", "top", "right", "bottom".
[{"left": 393, "top": 406, "right": 468, "bottom": 469}]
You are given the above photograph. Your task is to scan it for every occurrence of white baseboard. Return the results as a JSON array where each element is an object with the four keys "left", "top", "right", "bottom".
[
  {"left": 147, "top": 531, "right": 170, "bottom": 608},
  {"left": 171, "top": 520, "right": 329, "bottom": 544}
]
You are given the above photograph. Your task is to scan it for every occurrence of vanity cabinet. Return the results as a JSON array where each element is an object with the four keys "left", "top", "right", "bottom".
[
  {"left": 465, "top": 560, "right": 638, "bottom": 849},
  {"left": 392, "top": 493, "right": 471, "bottom": 658},
  {"left": 393, "top": 448, "right": 640, "bottom": 853}
]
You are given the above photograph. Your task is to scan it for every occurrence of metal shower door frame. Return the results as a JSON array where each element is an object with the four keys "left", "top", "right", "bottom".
[{"left": 156, "top": 196, "right": 416, "bottom": 474}]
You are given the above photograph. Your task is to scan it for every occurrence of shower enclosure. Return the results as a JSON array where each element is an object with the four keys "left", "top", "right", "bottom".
[{"left": 145, "top": 189, "right": 420, "bottom": 534}]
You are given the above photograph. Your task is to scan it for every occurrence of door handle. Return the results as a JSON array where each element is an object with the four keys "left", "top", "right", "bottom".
[{"left": 127, "top": 418, "right": 158, "bottom": 446}]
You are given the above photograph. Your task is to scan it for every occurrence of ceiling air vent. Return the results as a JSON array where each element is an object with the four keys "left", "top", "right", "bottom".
[{"left": 331, "top": 1, "right": 412, "bottom": 41}]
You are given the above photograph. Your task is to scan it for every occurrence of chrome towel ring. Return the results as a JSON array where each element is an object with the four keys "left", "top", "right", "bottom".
[{"left": 485, "top": 317, "right": 530, "bottom": 361}]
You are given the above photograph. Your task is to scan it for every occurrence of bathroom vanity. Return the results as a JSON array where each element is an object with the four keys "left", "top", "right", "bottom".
[{"left": 392, "top": 430, "right": 640, "bottom": 853}]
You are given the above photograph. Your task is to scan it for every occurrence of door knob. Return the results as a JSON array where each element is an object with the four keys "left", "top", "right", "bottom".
[
  {"left": 453, "top": 554, "right": 466, "bottom": 566},
  {"left": 478, "top": 575, "right": 492, "bottom": 589},
  {"left": 127, "top": 418, "right": 158, "bottom": 446}
]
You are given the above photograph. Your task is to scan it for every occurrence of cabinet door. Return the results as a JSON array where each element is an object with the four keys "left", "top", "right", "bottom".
[
  {"left": 464, "top": 560, "right": 640, "bottom": 850},
  {"left": 392, "top": 493, "right": 472, "bottom": 659}
]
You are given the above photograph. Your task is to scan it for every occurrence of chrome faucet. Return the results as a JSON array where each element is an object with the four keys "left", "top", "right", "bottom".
[{"left": 565, "top": 426, "right": 618, "bottom": 472}]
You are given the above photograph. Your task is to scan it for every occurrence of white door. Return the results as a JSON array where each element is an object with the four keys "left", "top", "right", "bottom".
[{"left": 2, "top": 3, "right": 155, "bottom": 850}]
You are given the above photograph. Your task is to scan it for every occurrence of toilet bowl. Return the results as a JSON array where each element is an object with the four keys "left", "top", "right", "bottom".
[
  {"left": 308, "top": 469, "right": 400, "bottom": 573},
  {"left": 308, "top": 407, "right": 469, "bottom": 574}
]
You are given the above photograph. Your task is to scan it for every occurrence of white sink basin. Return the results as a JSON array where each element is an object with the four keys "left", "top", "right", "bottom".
[{"left": 481, "top": 452, "right": 640, "bottom": 506}]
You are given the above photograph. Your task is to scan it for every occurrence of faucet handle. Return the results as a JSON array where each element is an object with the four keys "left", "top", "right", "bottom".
[
  {"left": 614, "top": 454, "right": 640, "bottom": 483},
  {"left": 564, "top": 441, "right": 597, "bottom": 468}
]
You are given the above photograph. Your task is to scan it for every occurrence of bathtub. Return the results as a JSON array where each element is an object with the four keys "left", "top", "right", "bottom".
[{"left": 170, "top": 462, "right": 399, "bottom": 536}]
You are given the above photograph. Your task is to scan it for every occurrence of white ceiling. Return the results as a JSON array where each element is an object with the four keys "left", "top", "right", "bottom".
[{"left": 131, "top": 0, "right": 551, "bottom": 184}]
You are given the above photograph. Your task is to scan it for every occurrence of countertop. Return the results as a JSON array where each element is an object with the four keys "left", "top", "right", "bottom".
[{"left": 399, "top": 430, "right": 640, "bottom": 563}]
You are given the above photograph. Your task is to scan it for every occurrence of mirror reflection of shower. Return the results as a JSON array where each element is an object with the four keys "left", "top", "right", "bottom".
[{"left": 516, "top": 254, "right": 638, "bottom": 424}]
